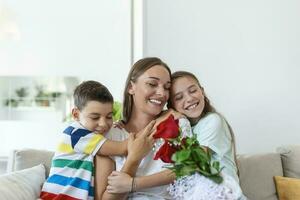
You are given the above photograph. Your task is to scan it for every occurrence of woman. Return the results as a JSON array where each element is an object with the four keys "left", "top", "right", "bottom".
[{"left": 94, "top": 57, "right": 174, "bottom": 200}]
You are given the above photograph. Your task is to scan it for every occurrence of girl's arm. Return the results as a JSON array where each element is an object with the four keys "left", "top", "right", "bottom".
[{"left": 106, "top": 169, "right": 176, "bottom": 194}]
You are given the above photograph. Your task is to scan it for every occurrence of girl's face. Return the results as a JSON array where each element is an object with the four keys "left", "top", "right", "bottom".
[
  {"left": 171, "top": 76, "right": 205, "bottom": 123},
  {"left": 129, "top": 65, "right": 171, "bottom": 118}
]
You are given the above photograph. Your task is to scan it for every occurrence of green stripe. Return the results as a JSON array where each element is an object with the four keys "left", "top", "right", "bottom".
[
  {"left": 92, "top": 167, "right": 95, "bottom": 176},
  {"left": 52, "top": 159, "right": 93, "bottom": 172}
]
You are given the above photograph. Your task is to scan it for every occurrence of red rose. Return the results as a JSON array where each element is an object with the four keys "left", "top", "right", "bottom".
[
  {"left": 154, "top": 141, "right": 178, "bottom": 163},
  {"left": 153, "top": 115, "right": 179, "bottom": 139}
]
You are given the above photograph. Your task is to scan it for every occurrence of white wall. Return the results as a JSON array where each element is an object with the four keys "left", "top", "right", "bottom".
[
  {"left": 0, "top": 0, "right": 132, "bottom": 100},
  {"left": 144, "top": 0, "right": 300, "bottom": 154},
  {"left": 0, "top": 0, "right": 132, "bottom": 156}
]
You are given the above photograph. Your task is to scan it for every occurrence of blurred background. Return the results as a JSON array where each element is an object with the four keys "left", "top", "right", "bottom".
[{"left": 1, "top": 0, "right": 300, "bottom": 173}]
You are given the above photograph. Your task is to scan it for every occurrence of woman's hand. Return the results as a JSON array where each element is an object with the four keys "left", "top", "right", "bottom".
[
  {"left": 127, "top": 120, "right": 156, "bottom": 163},
  {"left": 113, "top": 120, "right": 125, "bottom": 129},
  {"left": 107, "top": 171, "right": 133, "bottom": 193}
]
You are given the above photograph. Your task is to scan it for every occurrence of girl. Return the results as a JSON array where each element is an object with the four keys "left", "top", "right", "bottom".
[{"left": 167, "top": 71, "right": 246, "bottom": 199}]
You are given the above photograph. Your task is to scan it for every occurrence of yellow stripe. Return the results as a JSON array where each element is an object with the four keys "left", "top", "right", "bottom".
[
  {"left": 84, "top": 134, "right": 104, "bottom": 154},
  {"left": 57, "top": 143, "right": 74, "bottom": 153}
]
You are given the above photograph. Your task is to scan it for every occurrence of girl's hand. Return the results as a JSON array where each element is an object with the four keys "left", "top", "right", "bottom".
[
  {"left": 155, "top": 109, "right": 185, "bottom": 129},
  {"left": 107, "top": 171, "right": 133, "bottom": 193},
  {"left": 165, "top": 109, "right": 184, "bottom": 120},
  {"left": 127, "top": 120, "right": 156, "bottom": 163}
]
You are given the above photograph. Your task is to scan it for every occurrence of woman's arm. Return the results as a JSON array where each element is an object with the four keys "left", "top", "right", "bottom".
[
  {"left": 94, "top": 155, "right": 116, "bottom": 200},
  {"left": 107, "top": 169, "right": 176, "bottom": 193},
  {"left": 95, "top": 154, "right": 141, "bottom": 200},
  {"left": 95, "top": 121, "right": 156, "bottom": 200},
  {"left": 135, "top": 169, "right": 176, "bottom": 189}
]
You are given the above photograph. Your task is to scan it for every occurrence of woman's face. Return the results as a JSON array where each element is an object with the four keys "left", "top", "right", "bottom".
[
  {"left": 129, "top": 65, "right": 171, "bottom": 118},
  {"left": 171, "top": 76, "right": 205, "bottom": 122}
]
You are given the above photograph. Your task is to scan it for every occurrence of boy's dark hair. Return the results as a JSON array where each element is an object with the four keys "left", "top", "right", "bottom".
[{"left": 73, "top": 80, "right": 113, "bottom": 110}]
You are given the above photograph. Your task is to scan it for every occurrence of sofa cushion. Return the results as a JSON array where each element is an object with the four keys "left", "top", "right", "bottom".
[
  {"left": 8, "top": 149, "right": 54, "bottom": 177},
  {"left": 277, "top": 145, "right": 300, "bottom": 178},
  {"left": 238, "top": 153, "right": 283, "bottom": 200},
  {"left": 0, "top": 164, "right": 45, "bottom": 200},
  {"left": 274, "top": 176, "right": 300, "bottom": 200}
]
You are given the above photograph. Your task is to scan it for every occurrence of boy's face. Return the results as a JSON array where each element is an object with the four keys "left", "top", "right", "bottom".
[
  {"left": 72, "top": 101, "right": 113, "bottom": 135},
  {"left": 171, "top": 76, "right": 205, "bottom": 121}
]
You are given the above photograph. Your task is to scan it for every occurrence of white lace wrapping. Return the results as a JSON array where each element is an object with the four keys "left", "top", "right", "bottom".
[
  {"left": 165, "top": 118, "right": 245, "bottom": 200},
  {"left": 168, "top": 173, "right": 242, "bottom": 200},
  {"left": 178, "top": 118, "right": 193, "bottom": 137}
]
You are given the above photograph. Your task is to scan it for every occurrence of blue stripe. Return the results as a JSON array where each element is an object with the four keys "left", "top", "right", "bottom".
[
  {"left": 63, "top": 126, "right": 75, "bottom": 135},
  {"left": 70, "top": 128, "right": 92, "bottom": 148},
  {"left": 89, "top": 186, "right": 94, "bottom": 197},
  {"left": 47, "top": 174, "right": 91, "bottom": 191}
]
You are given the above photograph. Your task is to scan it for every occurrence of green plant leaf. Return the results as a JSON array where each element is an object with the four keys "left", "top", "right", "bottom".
[
  {"left": 173, "top": 149, "right": 191, "bottom": 163},
  {"left": 208, "top": 174, "right": 223, "bottom": 184}
]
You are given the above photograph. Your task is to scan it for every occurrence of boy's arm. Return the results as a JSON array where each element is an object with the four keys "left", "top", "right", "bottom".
[
  {"left": 97, "top": 139, "right": 127, "bottom": 156},
  {"left": 107, "top": 169, "right": 176, "bottom": 193}
]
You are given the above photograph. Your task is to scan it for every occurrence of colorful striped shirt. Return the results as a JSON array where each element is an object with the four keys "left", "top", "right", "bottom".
[{"left": 40, "top": 121, "right": 106, "bottom": 200}]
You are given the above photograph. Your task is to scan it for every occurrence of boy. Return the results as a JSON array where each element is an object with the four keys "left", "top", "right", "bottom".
[{"left": 40, "top": 80, "right": 127, "bottom": 200}]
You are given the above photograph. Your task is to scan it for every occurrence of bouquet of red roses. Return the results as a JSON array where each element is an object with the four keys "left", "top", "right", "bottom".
[
  {"left": 152, "top": 115, "right": 243, "bottom": 200},
  {"left": 153, "top": 114, "right": 223, "bottom": 184}
]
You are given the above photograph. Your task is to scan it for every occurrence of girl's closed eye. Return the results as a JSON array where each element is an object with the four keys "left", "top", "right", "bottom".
[
  {"left": 188, "top": 86, "right": 198, "bottom": 94},
  {"left": 189, "top": 89, "right": 197, "bottom": 93},
  {"left": 174, "top": 94, "right": 183, "bottom": 101}
]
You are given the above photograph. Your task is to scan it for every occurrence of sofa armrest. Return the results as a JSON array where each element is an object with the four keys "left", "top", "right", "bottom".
[
  {"left": 238, "top": 153, "right": 283, "bottom": 200},
  {"left": 277, "top": 145, "right": 300, "bottom": 178}
]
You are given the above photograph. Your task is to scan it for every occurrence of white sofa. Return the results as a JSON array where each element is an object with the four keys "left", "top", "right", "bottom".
[{"left": 1, "top": 145, "right": 300, "bottom": 200}]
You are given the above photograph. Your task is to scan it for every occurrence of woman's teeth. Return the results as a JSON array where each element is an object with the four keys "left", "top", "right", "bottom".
[{"left": 149, "top": 99, "right": 162, "bottom": 105}]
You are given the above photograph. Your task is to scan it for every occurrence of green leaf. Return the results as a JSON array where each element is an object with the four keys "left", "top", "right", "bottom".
[
  {"left": 208, "top": 174, "right": 223, "bottom": 184},
  {"left": 178, "top": 165, "right": 197, "bottom": 177},
  {"left": 212, "top": 161, "right": 220, "bottom": 169},
  {"left": 173, "top": 149, "right": 191, "bottom": 163},
  {"left": 191, "top": 148, "right": 209, "bottom": 162}
]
